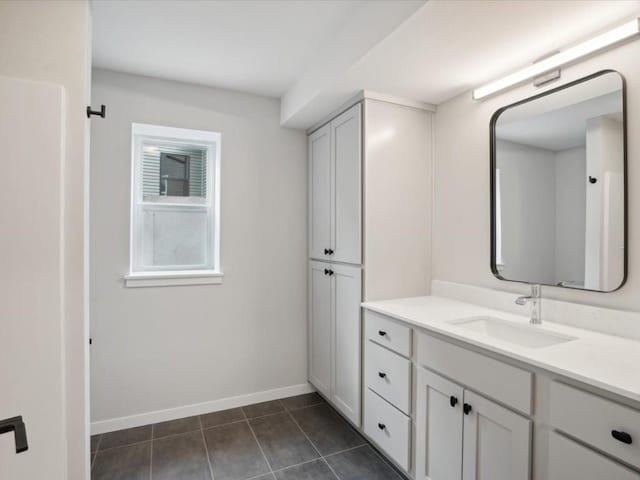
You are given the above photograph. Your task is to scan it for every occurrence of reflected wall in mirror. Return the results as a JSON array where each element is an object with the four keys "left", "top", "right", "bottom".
[{"left": 491, "top": 70, "right": 626, "bottom": 292}]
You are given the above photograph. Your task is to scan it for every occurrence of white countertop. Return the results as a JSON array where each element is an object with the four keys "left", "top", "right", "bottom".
[{"left": 362, "top": 295, "right": 640, "bottom": 404}]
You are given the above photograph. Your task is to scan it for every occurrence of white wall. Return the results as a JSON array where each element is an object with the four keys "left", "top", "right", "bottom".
[
  {"left": 433, "top": 39, "right": 639, "bottom": 311},
  {"left": 0, "top": 2, "right": 91, "bottom": 479},
  {"left": 555, "top": 147, "right": 586, "bottom": 286},
  {"left": 363, "top": 100, "right": 432, "bottom": 301},
  {"left": 90, "top": 69, "right": 308, "bottom": 427},
  {"left": 495, "top": 139, "right": 556, "bottom": 284}
]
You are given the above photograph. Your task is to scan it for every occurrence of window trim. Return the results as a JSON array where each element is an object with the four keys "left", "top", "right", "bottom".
[{"left": 128, "top": 123, "right": 222, "bottom": 287}]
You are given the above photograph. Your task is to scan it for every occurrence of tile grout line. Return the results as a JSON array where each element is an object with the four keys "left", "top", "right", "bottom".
[
  {"left": 285, "top": 410, "right": 340, "bottom": 480},
  {"left": 363, "top": 444, "right": 406, "bottom": 480},
  {"left": 149, "top": 424, "right": 154, "bottom": 480},
  {"left": 198, "top": 415, "right": 216, "bottom": 480},
  {"left": 152, "top": 426, "right": 202, "bottom": 441},
  {"left": 94, "top": 438, "right": 152, "bottom": 452},
  {"left": 91, "top": 434, "right": 103, "bottom": 471},
  {"left": 322, "top": 443, "right": 368, "bottom": 459},
  {"left": 244, "top": 404, "right": 276, "bottom": 477}
]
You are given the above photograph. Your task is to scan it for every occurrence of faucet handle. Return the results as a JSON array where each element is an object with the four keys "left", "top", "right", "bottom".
[{"left": 531, "top": 284, "right": 541, "bottom": 298}]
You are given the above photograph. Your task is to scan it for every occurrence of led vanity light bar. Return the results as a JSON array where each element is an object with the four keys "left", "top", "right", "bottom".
[{"left": 472, "top": 18, "right": 640, "bottom": 100}]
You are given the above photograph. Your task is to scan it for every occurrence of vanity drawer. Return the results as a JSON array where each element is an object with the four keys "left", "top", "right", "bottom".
[
  {"left": 550, "top": 381, "right": 640, "bottom": 469},
  {"left": 364, "top": 388, "right": 411, "bottom": 471},
  {"left": 365, "top": 340, "right": 411, "bottom": 414},
  {"left": 364, "top": 310, "right": 412, "bottom": 357},
  {"left": 549, "top": 432, "right": 638, "bottom": 480},
  {"left": 416, "top": 331, "right": 533, "bottom": 414}
]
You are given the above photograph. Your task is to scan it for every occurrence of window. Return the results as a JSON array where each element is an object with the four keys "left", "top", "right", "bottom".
[{"left": 126, "top": 123, "right": 221, "bottom": 287}]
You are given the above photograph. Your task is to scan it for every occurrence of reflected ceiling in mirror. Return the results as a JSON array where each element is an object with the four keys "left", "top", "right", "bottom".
[{"left": 491, "top": 70, "right": 626, "bottom": 292}]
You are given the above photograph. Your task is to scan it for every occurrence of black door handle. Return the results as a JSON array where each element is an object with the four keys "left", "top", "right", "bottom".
[
  {"left": 612, "top": 430, "right": 633, "bottom": 445},
  {"left": 0, "top": 416, "right": 28, "bottom": 453},
  {"left": 323, "top": 268, "right": 334, "bottom": 276},
  {"left": 378, "top": 372, "right": 387, "bottom": 379},
  {"left": 463, "top": 403, "right": 472, "bottom": 415},
  {"left": 378, "top": 423, "right": 386, "bottom": 430},
  {"left": 324, "top": 248, "right": 334, "bottom": 255},
  {"left": 450, "top": 396, "right": 458, "bottom": 407},
  {"left": 378, "top": 330, "right": 387, "bottom": 337}
]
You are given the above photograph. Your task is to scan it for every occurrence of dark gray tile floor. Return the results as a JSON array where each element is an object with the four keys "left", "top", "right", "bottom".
[{"left": 91, "top": 392, "right": 406, "bottom": 480}]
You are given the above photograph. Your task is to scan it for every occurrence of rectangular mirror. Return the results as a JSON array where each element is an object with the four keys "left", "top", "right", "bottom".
[{"left": 491, "top": 70, "right": 626, "bottom": 292}]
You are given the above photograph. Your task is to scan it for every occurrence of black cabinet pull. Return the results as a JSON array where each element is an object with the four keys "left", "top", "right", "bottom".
[
  {"left": 0, "top": 416, "right": 28, "bottom": 454},
  {"left": 378, "top": 423, "right": 386, "bottom": 430},
  {"left": 323, "top": 269, "right": 334, "bottom": 276},
  {"left": 378, "top": 330, "right": 387, "bottom": 337},
  {"left": 450, "top": 396, "right": 458, "bottom": 408},
  {"left": 378, "top": 372, "right": 387, "bottom": 379},
  {"left": 324, "top": 248, "right": 334, "bottom": 255},
  {"left": 611, "top": 430, "right": 633, "bottom": 445},
  {"left": 463, "top": 403, "right": 472, "bottom": 415}
]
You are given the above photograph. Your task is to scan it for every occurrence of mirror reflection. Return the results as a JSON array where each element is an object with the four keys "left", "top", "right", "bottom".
[{"left": 492, "top": 71, "right": 625, "bottom": 292}]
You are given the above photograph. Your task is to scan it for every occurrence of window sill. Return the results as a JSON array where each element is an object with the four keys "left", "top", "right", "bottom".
[{"left": 124, "top": 270, "right": 224, "bottom": 288}]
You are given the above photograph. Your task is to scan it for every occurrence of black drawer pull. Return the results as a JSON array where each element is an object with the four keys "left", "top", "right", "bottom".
[
  {"left": 378, "top": 330, "right": 387, "bottom": 337},
  {"left": 463, "top": 403, "right": 472, "bottom": 415},
  {"left": 378, "top": 423, "right": 386, "bottom": 431},
  {"left": 378, "top": 372, "right": 387, "bottom": 379},
  {"left": 0, "top": 416, "right": 28, "bottom": 454},
  {"left": 450, "top": 396, "right": 458, "bottom": 408},
  {"left": 612, "top": 430, "right": 632, "bottom": 445},
  {"left": 324, "top": 248, "right": 334, "bottom": 255}
]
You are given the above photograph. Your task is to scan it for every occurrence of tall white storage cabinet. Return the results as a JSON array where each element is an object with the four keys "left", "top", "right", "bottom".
[
  {"left": 308, "top": 96, "right": 433, "bottom": 431},
  {"left": 308, "top": 103, "right": 363, "bottom": 425}
]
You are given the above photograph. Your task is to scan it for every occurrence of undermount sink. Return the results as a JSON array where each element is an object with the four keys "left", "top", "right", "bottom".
[{"left": 447, "top": 316, "right": 577, "bottom": 349}]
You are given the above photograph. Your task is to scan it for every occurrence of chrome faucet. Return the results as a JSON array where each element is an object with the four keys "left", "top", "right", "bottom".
[{"left": 515, "top": 284, "right": 542, "bottom": 324}]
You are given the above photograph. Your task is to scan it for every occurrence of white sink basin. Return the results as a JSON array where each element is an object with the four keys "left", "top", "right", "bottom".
[{"left": 447, "top": 316, "right": 577, "bottom": 349}]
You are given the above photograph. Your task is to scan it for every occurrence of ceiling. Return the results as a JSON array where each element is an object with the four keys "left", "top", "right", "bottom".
[
  {"left": 91, "top": 0, "right": 423, "bottom": 98},
  {"left": 92, "top": 0, "right": 640, "bottom": 129}
]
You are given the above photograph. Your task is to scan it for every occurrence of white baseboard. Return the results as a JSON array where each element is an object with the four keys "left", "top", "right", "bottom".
[{"left": 91, "top": 383, "right": 315, "bottom": 435}]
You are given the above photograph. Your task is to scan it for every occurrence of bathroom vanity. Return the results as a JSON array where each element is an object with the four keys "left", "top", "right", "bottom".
[
  {"left": 308, "top": 69, "right": 636, "bottom": 480},
  {"left": 361, "top": 295, "right": 640, "bottom": 480}
]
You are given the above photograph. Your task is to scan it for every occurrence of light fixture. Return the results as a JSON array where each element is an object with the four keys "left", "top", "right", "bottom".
[{"left": 472, "top": 18, "right": 640, "bottom": 100}]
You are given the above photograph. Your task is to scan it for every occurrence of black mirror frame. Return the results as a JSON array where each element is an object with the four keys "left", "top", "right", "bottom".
[{"left": 489, "top": 69, "right": 628, "bottom": 293}]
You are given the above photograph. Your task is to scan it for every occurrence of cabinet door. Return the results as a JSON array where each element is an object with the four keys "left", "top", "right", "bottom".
[
  {"left": 309, "top": 124, "right": 332, "bottom": 260},
  {"left": 415, "top": 368, "right": 464, "bottom": 480},
  {"left": 331, "top": 103, "right": 361, "bottom": 264},
  {"left": 548, "top": 432, "right": 638, "bottom": 480},
  {"left": 462, "top": 391, "right": 531, "bottom": 480},
  {"left": 308, "top": 261, "right": 332, "bottom": 398},
  {"left": 331, "top": 263, "right": 362, "bottom": 426}
]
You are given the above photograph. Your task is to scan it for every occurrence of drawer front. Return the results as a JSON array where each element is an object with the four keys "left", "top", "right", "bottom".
[
  {"left": 550, "top": 381, "right": 640, "bottom": 469},
  {"left": 365, "top": 341, "right": 411, "bottom": 414},
  {"left": 364, "top": 310, "right": 412, "bottom": 357},
  {"left": 549, "top": 432, "right": 638, "bottom": 480},
  {"left": 416, "top": 331, "right": 533, "bottom": 415},
  {"left": 364, "top": 388, "right": 411, "bottom": 471}
]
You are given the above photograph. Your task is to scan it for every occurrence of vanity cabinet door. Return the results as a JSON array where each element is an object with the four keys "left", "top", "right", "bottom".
[
  {"left": 309, "top": 124, "right": 332, "bottom": 261},
  {"left": 548, "top": 432, "right": 638, "bottom": 480},
  {"left": 330, "top": 103, "right": 361, "bottom": 265},
  {"left": 462, "top": 390, "right": 531, "bottom": 480},
  {"left": 415, "top": 368, "right": 464, "bottom": 480},
  {"left": 308, "top": 261, "right": 332, "bottom": 398},
  {"left": 331, "top": 263, "right": 362, "bottom": 425}
]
